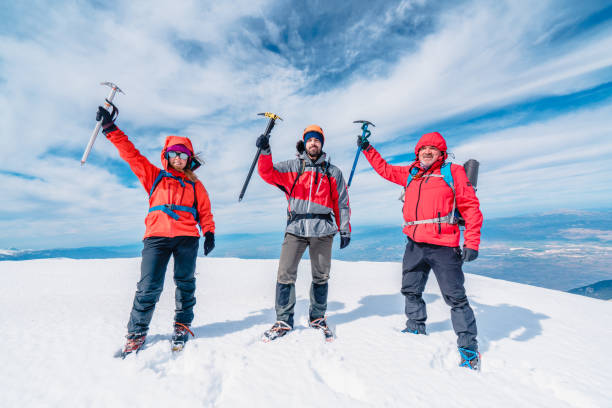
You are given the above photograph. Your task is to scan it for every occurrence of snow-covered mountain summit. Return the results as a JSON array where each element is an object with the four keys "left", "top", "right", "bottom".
[{"left": 1, "top": 257, "right": 610, "bottom": 407}]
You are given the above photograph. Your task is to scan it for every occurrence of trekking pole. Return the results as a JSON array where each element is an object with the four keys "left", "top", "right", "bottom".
[
  {"left": 81, "top": 82, "right": 124, "bottom": 166},
  {"left": 347, "top": 120, "right": 375, "bottom": 187},
  {"left": 238, "top": 112, "right": 283, "bottom": 202}
]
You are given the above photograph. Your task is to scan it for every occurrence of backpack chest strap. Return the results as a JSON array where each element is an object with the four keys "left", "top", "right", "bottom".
[{"left": 149, "top": 204, "right": 198, "bottom": 221}]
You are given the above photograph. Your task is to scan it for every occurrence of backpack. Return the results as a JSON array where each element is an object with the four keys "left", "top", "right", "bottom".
[{"left": 147, "top": 170, "right": 199, "bottom": 222}]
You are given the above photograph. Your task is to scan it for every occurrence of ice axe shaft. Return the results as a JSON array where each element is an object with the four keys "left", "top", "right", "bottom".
[
  {"left": 238, "top": 112, "right": 283, "bottom": 202},
  {"left": 347, "top": 120, "right": 375, "bottom": 187},
  {"left": 81, "top": 82, "right": 124, "bottom": 166}
]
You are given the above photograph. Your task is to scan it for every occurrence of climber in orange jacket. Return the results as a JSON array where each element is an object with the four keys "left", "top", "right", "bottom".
[{"left": 96, "top": 106, "right": 215, "bottom": 357}]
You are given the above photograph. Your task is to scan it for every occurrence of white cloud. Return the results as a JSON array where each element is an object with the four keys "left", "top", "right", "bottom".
[{"left": 1, "top": 0, "right": 611, "bottom": 248}]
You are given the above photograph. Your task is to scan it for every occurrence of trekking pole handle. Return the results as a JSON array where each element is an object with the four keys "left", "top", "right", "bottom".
[
  {"left": 347, "top": 120, "right": 375, "bottom": 187},
  {"left": 81, "top": 82, "right": 123, "bottom": 166}
]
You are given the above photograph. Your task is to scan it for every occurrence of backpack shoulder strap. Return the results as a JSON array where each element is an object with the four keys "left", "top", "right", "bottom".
[
  {"left": 185, "top": 179, "right": 199, "bottom": 223},
  {"left": 149, "top": 170, "right": 167, "bottom": 197},
  {"left": 406, "top": 166, "right": 420, "bottom": 188},
  {"left": 149, "top": 170, "right": 187, "bottom": 197},
  {"left": 288, "top": 159, "right": 306, "bottom": 198},
  {"left": 440, "top": 162, "right": 454, "bottom": 191}
]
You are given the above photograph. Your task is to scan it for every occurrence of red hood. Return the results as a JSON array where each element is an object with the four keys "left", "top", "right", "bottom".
[
  {"left": 160, "top": 135, "right": 195, "bottom": 171},
  {"left": 414, "top": 132, "right": 447, "bottom": 158}
]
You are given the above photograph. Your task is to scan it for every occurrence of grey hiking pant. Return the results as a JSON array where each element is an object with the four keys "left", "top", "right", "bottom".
[
  {"left": 275, "top": 233, "right": 334, "bottom": 327},
  {"left": 402, "top": 238, "right": 478, "bottom": 351}
]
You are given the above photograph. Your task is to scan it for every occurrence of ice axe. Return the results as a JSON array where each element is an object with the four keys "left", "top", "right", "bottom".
[
  {"left": 347, "top": 120, "right": 375, "bottom": 187},
  {"left": 238, "top": 112, "right": 283, "bottom": 202},
  {"left": 80, "top": 82, "right": 124, "bottom": 166}
]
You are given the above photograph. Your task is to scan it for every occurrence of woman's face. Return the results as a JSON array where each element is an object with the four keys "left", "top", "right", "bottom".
[{"left": 167, "top": 151, "right": 189, "bottom": 171}]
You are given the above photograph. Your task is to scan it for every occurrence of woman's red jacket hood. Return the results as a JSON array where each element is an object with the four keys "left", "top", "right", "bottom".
[{"left": 161, "top": 135, "right": 195, "bottom": 170}]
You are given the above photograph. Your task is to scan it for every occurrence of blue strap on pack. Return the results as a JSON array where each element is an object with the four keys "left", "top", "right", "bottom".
[
  {"left": 149, "top": 204, "right": 198, "bottom": 220},
  {"left": 406, "top": 162, "right": 453, "bottom": 190},
  {"left": 148, "top": 170, "right": 199, "bottom": 222}
]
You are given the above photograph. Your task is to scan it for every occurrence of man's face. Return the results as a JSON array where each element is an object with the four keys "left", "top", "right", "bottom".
[
  {"left": 305, "top": 137, "right": 322, "bottom": 158},
  {"left": 418, "top": 145, "right": 441, "bottom": 167}
]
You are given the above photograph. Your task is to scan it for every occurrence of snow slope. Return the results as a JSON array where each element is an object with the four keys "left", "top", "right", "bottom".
[{"left": 1, "top": 258, "right": 610, "bottom": 407}]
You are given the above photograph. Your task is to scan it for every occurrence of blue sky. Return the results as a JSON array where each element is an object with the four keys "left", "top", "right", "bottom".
[{"left": 1, "top": 0, "right": 612, "bottom": 250}]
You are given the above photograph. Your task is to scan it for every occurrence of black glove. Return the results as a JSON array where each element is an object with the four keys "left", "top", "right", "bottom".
[
  {"left": 96, "top": 106, "right": 117, "bottom": 134},
  {"left": 357, "top": 135, "right": 370, "bottom": 151},
  {"left": 256, "top": 134, "right": 270, "bottom": 150},
  {"left": 340, "top": 234, "right": 350, "bottom": 249},
  {"left": 203, "top": 231, "right": 215, "bottom": 256},
  {"left": 462, "top": 247, "right": 478, "bottom": 262}
]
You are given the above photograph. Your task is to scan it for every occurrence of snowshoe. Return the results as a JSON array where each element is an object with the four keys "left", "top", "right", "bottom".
[
  {"left": 458, "top": 347, "right": 481, "bottom": 371},
  {"left": 171, "top": 322, "right": 194, "bottom": 352},
  {"left": 262, "top": 321, "right": 292, "bottom": 342},
  {"left": 116, "top": 332, "right": 146, "bottom": 359},
  {"left": 309, "top": 317, "right": 334, "bottom": 342}
]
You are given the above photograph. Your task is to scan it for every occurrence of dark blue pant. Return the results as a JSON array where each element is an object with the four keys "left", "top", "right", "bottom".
[
  {"left": 127, "top": 236, "right": 199, "bottom": 334},
  {"left": 402, "top": 238, "right": 478, "bottom": 350}
]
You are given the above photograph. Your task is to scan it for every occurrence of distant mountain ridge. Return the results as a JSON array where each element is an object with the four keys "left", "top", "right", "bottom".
[
  {"left": 569, "top": 280, "right": 612, "bottom": 300},
  {"left": 2, "top": 209, "right": 611, "bottom": 298}
]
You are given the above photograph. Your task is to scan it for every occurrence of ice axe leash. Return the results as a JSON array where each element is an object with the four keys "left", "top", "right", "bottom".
[
  {"left": 80, "top": 82, "right": 124, "bottom": 166},
  {"left": 347, "top": 120, "right": 375, "bottom": 187},
  {"left": 238, "top": 112, "right": 283, "bottom": 202}
]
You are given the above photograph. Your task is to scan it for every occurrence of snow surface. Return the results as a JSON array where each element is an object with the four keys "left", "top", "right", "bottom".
[{"left": 1, "top": 257, "right": 611, "bottom": 407}]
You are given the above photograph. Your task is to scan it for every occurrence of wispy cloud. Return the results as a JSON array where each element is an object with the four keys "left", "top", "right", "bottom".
[{"left": 1, "top": 0, "right": 611, "bottom": 249}]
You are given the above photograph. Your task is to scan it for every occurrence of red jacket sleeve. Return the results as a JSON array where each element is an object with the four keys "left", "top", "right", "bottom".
[
  {"left": 195, "top": 182, "right": 215, "bottom": 234},
  {"left": 452, "top": 164, "right": 483, "bottom": 250},
  {"left": 105, "top": 127, "right": 159, "bottom": 192},
  {"left": 363, "top": 146, "right": 411, "bottom": 187},
  {"left": 257, "top": 150, "right": 295, "bottom": 192}
]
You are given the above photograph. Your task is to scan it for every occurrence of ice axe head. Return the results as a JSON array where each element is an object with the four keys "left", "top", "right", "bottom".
[
  {"left": 353, "top": 120, "right": 375, "bottom": 128},
  {"left": 353, "top": 120, "right": 375, "bottom": 140},
  {"left": 101, "top": 81, "right": 124, "bottom": 95},
  {"left": 258, "top": 112, "right": 283, "bottom": 121}
]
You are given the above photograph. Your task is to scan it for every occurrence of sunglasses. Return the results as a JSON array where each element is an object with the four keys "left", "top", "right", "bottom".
[{"left": 167, "top": 151, "right": 190, "bottom": 160}]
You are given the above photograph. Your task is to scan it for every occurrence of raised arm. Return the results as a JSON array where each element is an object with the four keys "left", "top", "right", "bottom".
[
  {"left": 105, "top": 127, "right": 159, "bottom": 192},
  {"left": 362, "top": 145, "right": 411, "bottom": 187}
]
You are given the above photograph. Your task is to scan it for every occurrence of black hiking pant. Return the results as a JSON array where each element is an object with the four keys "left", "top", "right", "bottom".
[
  {"left": 402, "top": 238, "right": 478, "bottom": 350},
  {"left": 127, "top": 236, "right": 199, "bottom": 334}
]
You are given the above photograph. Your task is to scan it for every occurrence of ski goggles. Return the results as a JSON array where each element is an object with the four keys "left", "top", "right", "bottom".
[{"left": 167, "top": 151, "right": 190, "bottom": 160}]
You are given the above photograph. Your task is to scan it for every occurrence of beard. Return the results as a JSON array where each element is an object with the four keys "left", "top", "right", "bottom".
[{"left": 307, "top": 146, "right": 321, "bottom": 158}]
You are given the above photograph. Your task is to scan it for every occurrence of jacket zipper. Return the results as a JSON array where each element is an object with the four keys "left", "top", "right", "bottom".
[
  {"left": 412, "top": 177, "right": 424, "bottom": 240},
  {"left": 314, "top": 166, "right": 322, "bottom": 197},
  {"left": 437, "top": 211, "right": 441, "bottom": 234}
]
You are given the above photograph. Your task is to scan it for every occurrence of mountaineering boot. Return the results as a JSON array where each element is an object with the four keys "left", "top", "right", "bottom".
[
  {"left": 458, "top": 347, "right": 481, "bottom": 371},
  {"left": 171, "top": 322, "right": 194, "bottom": 352},
  {"left": 262, "top": 321, "right": 292, "bottom": 342},
  {"left": 117, "top": 332, "right": 147, "bottom": 358},
  {"left": 309, "top": 317, "right": 334, "bottom": 342},
  {"left": 401, "top": 323, "right": 426, "bottom": 335}
]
